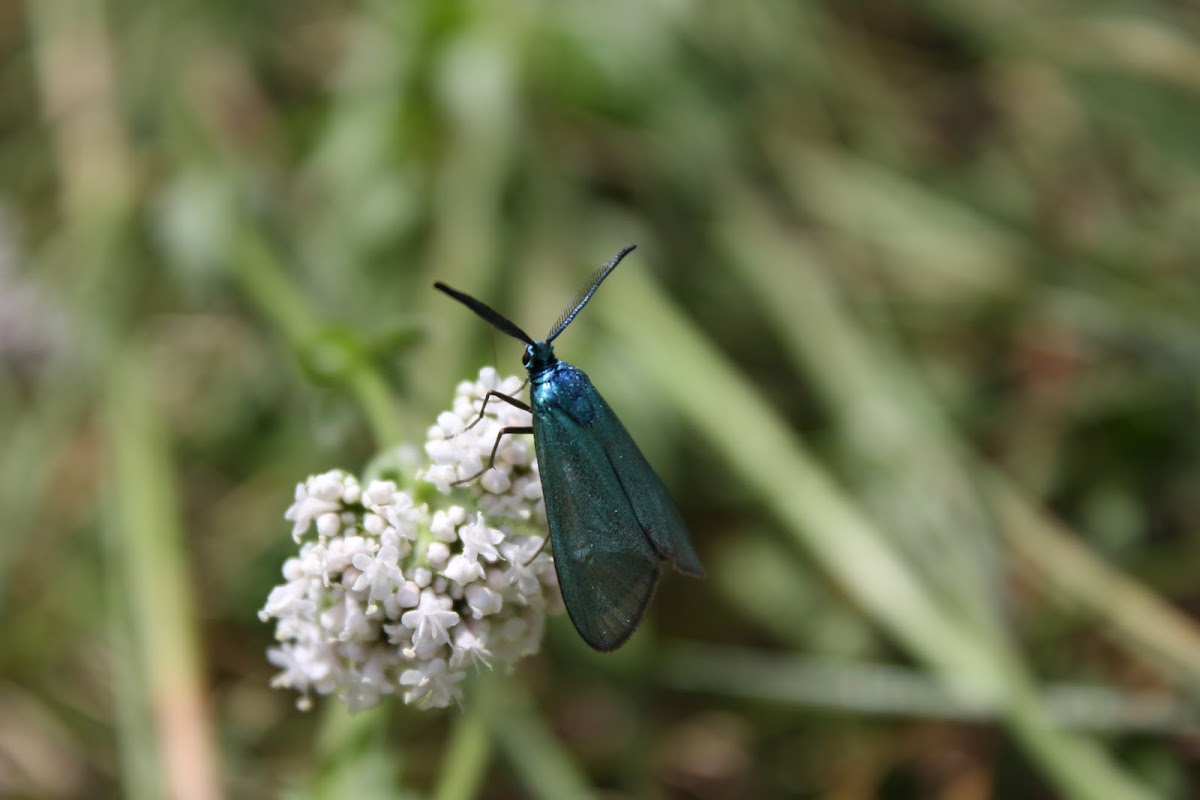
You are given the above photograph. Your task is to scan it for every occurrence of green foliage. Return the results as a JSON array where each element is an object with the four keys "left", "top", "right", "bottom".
[{"left": 3, "top": 0, "right": 1200, "bottom": 796}]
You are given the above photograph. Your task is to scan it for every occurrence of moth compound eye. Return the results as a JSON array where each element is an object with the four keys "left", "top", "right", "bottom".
[{"left": 522, "top": 349, "right": 532, "bottom": 367}]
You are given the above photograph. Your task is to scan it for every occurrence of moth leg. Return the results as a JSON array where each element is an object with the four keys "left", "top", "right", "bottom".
[
  {"left": 453, "top": 390, "right": 532, "bottom": 438},
  {"left": 451, "top": 425, "right": 534, "bottom": 486},
  {"left": 520, "top": 535, "right": 550, "bottom": 567}
]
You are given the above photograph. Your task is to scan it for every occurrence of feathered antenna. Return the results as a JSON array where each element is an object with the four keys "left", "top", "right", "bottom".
[{"left": 546, "top": 244, "right": 637, "bottom": 343}]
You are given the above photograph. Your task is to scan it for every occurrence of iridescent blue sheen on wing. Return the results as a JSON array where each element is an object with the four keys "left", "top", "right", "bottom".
[{"left": 532, "top": 362, "right": 702, "bottom": 650}]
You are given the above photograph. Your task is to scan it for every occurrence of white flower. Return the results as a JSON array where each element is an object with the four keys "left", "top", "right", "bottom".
[
  {"left": 374, "top": 491, "right": 420, "bottom": 541},
  {"left": 322, "top": 595, "right": 375, "bottom": 642},
  {"left": 364, "top": 480, "right": 398, "bottom": 505},
  {"left": 481, "top": 469, "right": 511, "bottom": 493},
  {"left": 431, "top": 507, "right": 466, "bottom": 541},
  {"left": 260, "top": 369, "right": 563, "bottom": 713},
  {"left": 436, "top": 411, "right": 464, "bottom": 436},
  {"left": 351, "top": 544, "right": 403, "bottom": 603},
  {"left": 444, "top": 554, "right": 484, "bottom": 585},
  {"left": 491, "top": 612, "right": 544, "bottom": 663},
  {"left": 497, "top": 536, "right": 550, "bottom": 597},
  {"left": 464, "top": 584, "right": 503, "bottom": 619},
  {"left": 395, "top": 580, "right": 421, "bottom": 608},
  {"left": 363, "top": 513, "right": 387, "bottom": 536},
  {"left": 401, "top": 589, "right": 460, "bottom": 656},
  {"left": 383, "top": 622, "right": 412, "bottom": 645},
  {"left": 316, "top": 512, "right": 341, "bottom": 539},
  {"left": 460, "top": 514, "right": 504, "bottom": 564},
  {"left": 427, "top": 542, "right": 450, "bottom": 567},
  {"left": 422, "top": 464, "right": 457, "bottom": 495},
  {"left": 400, "top": 658, "right": 467, "bottom": 709},
  {"left": 268, "top": 636, "right": 334, "bottom": 693},
  {"left": 284, "top": 480, "right": 342, "bottom": 542},
  {"left": 258, "top": 578, "right": 312, "bottom": 622},
  {"left": 450, "top": 624, "right": 493, "bottom": 670},
  {"left": 337, "top": 648, "right": 401, "bottom": 711},
  {"left": 311, "top": 471, "right": 350, "bottom": 502}
]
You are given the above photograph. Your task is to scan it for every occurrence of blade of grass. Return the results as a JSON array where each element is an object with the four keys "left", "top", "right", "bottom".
[
  {"left": 720, "top": 198, "right": 1006, "bottom": 640},
  {"left": 105, "top": 350, "right": 223, "bottom": 800},
  {"left": 431, "top": 690, "right": 491, "bottom": 800},
  {"left": 988, "top": 470, "right": 1200, "bottom": 694},
  {"left": 104, "top": 538, "right": 161, "bottom": 800},
  {"left": 310, "top": 705, "right": 399, "bottom": 800},
  {"left": 600, "top": 265, "right": 1155, "bottom": 800},
  {"left": 662, "top": 644, "right": 1196, "bottom": 735},
  {"left": 479, "top": 672, "right": 591, "bottom": 800},
  {"left": 2, "top": 0, "right": 135, "bottom": 601},
  {"left": 722, "top": 200, "right": 1200, "bottom": 697}
]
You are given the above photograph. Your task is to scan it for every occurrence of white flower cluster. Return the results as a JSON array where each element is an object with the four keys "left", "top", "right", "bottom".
[{"left": 260, "top": 368, "right": 560, "bottom": 711}]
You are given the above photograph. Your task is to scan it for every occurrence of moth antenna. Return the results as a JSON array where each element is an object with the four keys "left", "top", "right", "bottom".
[{"left": 546, "top": 244, "right": 636, "bottom": 343}]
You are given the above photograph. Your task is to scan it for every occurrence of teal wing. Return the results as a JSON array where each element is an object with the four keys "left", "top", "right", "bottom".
[
  {"left": 535, "top": 404, "right": 662, "bottom": 651},
  {"left": 589, "top": 391, "right": 706, "bottom": 578}
]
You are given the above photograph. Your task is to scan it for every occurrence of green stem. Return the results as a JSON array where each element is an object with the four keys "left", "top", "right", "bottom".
[
  {"left": 432, "top": 703, "right": 491, "bottom": 800},
  {"left": 312, "top": 704, "right": 398, "bottom": 799},
  {"left": 229, "top": 226, "right": 401, "bottom": 446},
  {"left": 106, "top": 351, "right": 224, "bottom": 800},
  {"left": 479, "top": 673, "right": 591, "bottom": 800},
  {"left": 345, "top": 364, "right": 403, "bottom": 448}
]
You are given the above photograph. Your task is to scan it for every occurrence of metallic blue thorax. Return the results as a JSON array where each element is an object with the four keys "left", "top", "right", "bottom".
[{"left": 526, "top": 342, "right": 597, "bottom": 426}]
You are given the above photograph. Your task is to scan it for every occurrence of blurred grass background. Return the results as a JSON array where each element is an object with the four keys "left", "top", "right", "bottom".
[{"left": 3, "top": 0, "right": 1200, "bottom": 797}]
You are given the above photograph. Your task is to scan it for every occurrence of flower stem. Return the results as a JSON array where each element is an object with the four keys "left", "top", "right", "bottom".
[
  {"left": 479, "top": 672, "right": 591, "bottom": 800},
  {"left": 432, "top": 702, "right": 491, "bottom": 800},
  {"left": 229, "top": 226, "right": 402, "bottom": 446}
]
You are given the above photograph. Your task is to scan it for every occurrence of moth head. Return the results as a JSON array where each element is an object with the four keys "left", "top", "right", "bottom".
[{"left": 523, "top": 341, "right": 555, "bottom": 372}]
